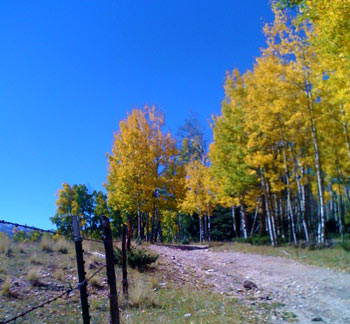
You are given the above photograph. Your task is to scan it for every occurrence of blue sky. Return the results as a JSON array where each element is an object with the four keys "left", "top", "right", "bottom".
[{"left": 1, "top": 1, "right": 273, "bottom": 229}]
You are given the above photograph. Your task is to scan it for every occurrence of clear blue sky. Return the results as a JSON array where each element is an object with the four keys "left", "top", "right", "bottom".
[{"left": 1, "top": 1, "right": 273, "bottom": 229}]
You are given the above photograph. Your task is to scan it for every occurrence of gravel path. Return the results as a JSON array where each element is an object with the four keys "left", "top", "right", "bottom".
[{"left": 150, "top": 245, "right": 350, "bottom": 324}]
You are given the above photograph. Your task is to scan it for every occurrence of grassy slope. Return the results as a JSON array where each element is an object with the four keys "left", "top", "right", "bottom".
[
  {"left": 0, "top": 239, "right": 269, "bottom": 324},
  {"left": 209, "top": 242, "right": 350, "bottom": 273}
]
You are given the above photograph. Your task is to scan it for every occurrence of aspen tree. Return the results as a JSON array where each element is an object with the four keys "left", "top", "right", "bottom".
[
  {"left": 106, "top": 106, "right": 183, "bottom": 244},
  {"left": 209, "top": 70, "right": 257, "bottom": 239}
]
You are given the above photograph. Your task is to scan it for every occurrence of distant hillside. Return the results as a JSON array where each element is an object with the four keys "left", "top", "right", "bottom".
[
  {"left": 0, "top": 223, "right": 33, "bottom": 237},
  {"left": 0, "top": 223, "right": 15, "bottom": 236}
]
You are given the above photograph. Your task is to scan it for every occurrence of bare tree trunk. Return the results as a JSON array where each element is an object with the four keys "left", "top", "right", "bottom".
[
  {"left": 261, "top": 174, "right": 276, "bottom": 246},
  {"left": 208, "top": 215, "right": 211, "bottom": 242},
  {"left": 336, "top": 185, "right": 344, "bottom": 241},
  {"left": 154, "top": 207, "right": 161, "bottom": 243},
  {"left": 231, "top": 205, "right": 237, "bottom": 237},
  {"left": 260, "top": 196, "right": 267, "bottom": 236},
  {"left": 298, "top": 167, "right": 309, "bottom": 242},
  {"left": 137, "top": 205, "right": 141, "bottom": 240},
  {"left": 250, "top": 202, "right": 259, "bottom": 236},
  {"left": 140, "top": 212, "right": 144, "bottom": 240},
  {"left": 151, "top": 211, "right": 155, "bottom": 243},
  {"left": 266, "top": 179, "right": 278, "bottom": 244},
  {"left": 340, "top": 104, "right": 350, "bottom": 163},
  {"left": 274, "top": 195, "right": 281, "bottom": 237},
  {"left": 282, "top": 147, "right": 297, "bottom": 245},
  {"left": 306, "top": 84, "right": 326, "bottom": 243},
  {"left": 336, "top": 160, "right": 350, "bottom": 202},
  {"left": 240, "top": 202, "right": 248, "bottom": 239},
  {"left": 199, "top": 216, "right": 204, "bottom": 242},
  {"left": 145, "top": 212, "right": 149, "bottom": 242},
  {"left": 180, "top": 214, "right": 184, "bottom": 241},
  {"left": 127, "top": 214, "right": 132, "bottom": 251},
  {"left": 279, "top": 198, "right": 285, "bottom": 239}
]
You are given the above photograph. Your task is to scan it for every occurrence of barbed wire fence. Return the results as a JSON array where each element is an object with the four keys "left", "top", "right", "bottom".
[{"left": 0, "top": 217, "right": 124, "bottom": 324}]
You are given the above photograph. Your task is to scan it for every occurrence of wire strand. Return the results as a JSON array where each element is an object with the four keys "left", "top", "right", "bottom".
[{"left": 0, "top": 265, "right": 106, "bottom": 324}]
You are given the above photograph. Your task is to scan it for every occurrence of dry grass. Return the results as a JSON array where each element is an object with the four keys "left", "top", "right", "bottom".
[
  {"left": 210, "top": 242, "right": 350, "bottom": 272},
  {"left": 126, "top": 272, "right": 158, "bottom": 308},
  {"left": 89, "top": 253, "right": 104, "bottom": 265},
  {"left": 54, "top": 268, "right": 64, "bottom": 281},
  {"left": 27, "top": 268, "right": 41, "bottom": 286},
  {"left": 0, "top": 277, "right": 18, "bottom": 299},
  {"left": 0, "top": 233, "right": 10, "bottom": 255},
  {"left": 39, "top": 236, "right": 53, "bottom": 252},
  {"left": 0, "top": 278, "right": 11, "bottom": 297},
  {"left": 150, "top": 275, "right": 160, "bottom": 289},
  {"left": 0, "top": 240, "right": 268, "bottom": 324},
  {"left": 89, "top": 276, "right": 104, "bottom": 290},
  {"left": 15, "top": 243, "right": 26, "bottom": 254},
  {"left": 55, "top": 239, "right": 70, "bottom": 254},
  {"left": 30, "top": 254, "right": 42, "bottom": 265},
  {"left": 120, "top": 278, "right": 264, "bottom": 324}
]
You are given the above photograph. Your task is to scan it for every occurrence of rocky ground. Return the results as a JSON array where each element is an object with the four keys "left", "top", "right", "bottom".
[{"left": 150, "top": 244, "right": 350, "bottom": 324}]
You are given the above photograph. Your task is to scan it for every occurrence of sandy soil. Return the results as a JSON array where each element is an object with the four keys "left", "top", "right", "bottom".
[{"left": 150, "top": 245, "right": 350, "bottom": 324}]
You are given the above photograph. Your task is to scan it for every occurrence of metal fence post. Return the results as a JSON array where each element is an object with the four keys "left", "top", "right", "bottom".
[
  {"left": 72, "top": 215, "right": 91, "bottom": 324},
  {"left": 122, "top": 224, "right": 128, "bottom": 299},
  {"left": 101, "top": 216, "right": 120, "bottom": 324}
]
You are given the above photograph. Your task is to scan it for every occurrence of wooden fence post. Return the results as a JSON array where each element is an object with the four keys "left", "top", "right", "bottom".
[
  {"left": 101, "top": 216, "right": 120, "bottom": 324},
  {"left": 72, "top": 215, "right": 90, "bottom": 324},
  {"left": 122, "top": 224, "right": 128, "bottom": 298}
]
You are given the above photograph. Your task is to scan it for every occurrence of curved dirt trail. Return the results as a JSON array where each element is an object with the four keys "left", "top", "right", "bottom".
[{"left": 150, "top": 245, "right": 350, "bottom": 324}]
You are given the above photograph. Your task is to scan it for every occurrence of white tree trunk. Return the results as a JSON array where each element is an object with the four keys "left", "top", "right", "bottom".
[
  {"left": 261, "top": 174, "right": 276, "bottom": 246},
  {"left": 231, "top": 205, "right": 236, "bottom": 236},
  {"left": 240, "top": 203, "right": 248, "bottom": 239},
  {"left": 282, "top": 147, "right": 297, "bottom": 245},
  {"left": 306, "top": 85, "right": 326, "bottom": 244},
  {"left": 208, "top": 215, "right": 211, "bottom": 242}
]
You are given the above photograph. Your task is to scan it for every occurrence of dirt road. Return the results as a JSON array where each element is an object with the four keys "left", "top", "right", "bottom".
[{"left": 150, "top": 245, "right": 350, "bottom": 324}]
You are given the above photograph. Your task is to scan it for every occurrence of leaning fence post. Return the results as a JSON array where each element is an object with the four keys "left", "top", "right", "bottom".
[
  {"left": 122, "top": 224, "right": 128, "bottom": 299},
  {"left": 72, "top": 215, "right": 90, "bottom": 324},
  {"left": 101, "top": 216, "right": 120, "bottom": 324}
]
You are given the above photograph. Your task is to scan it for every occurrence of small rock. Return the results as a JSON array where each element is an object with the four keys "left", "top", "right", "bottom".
[
  {"left": 243, "top": 279, "right": 258, "bottom": 290},
  {"left": 259, "top": 295, "right": 271, "bottom": 300},
  {"left": 89, "top": 263, "right": 97, "bottom": 269}
]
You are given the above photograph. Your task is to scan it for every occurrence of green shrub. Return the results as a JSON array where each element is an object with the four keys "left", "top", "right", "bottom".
[
  {"left": 135, "top": 238, "right": 142, "bottom": 245},
  {"left": 343, "top": 233, "right": 350, "bottom": 241},
  {"left": 181, "top": 238, "right": 190, "bottom": 245},
  {"left": 339, "top": 240, "right": 350, "bottom": 252},
  {"left": 29, "top": 230, "right": 42, "bottom": 242},
  {"left": 114, "top": 247, "right": 158, "bottom": 271},
  {"left": 307, "top": 242, "right": 329, "bottom": 250},
  {"left": 251, "top": 235, "right": 271, "bottom": 246},
  {"left": 233, "top": 237, "right": 252, "bottom": 244},
  {"left": 12, "top": 230, "right": 28, "bottom": 242}
]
